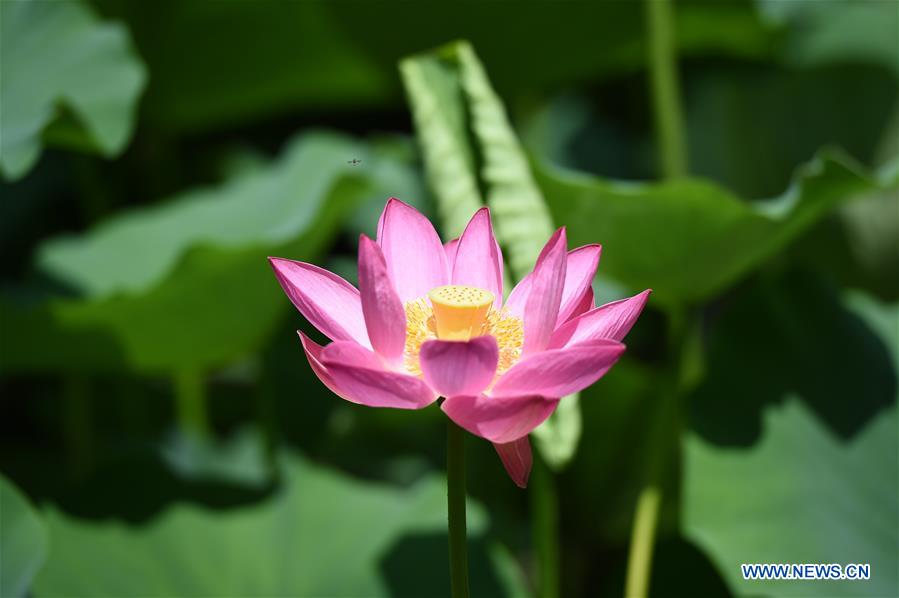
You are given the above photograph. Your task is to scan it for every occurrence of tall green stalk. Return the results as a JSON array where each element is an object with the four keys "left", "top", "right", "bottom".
[
  {"left": 447, "top": 420, "right": 470, "bottom": 598},
  {"left": 624, "top": 486, "right": 662, "bottom": 598},
  {"left": 532, "top": 458, "right": 561, "bottom": 598},
  {"left": 645, "top": 0, "right": 688, "bottom": 179},
  {"left": 625, "top": 1, "right": 690, "bottom": 596},
  {"left": 624, "top": 308, "right": 691, "bottom": 597}
]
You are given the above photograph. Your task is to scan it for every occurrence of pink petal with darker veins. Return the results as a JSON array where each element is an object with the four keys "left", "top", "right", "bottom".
[
  {"left": 298, "top": 331, "right": 345, "bottom": 398},
  {"left": 549, "top": 289, "right": 651, "bottom": 348},
  {"left": 320, "top": 339, "right": 384, "bottom": 369},
  {"left": 568, "top": 285, "right": 595, "bottom": 322},
  {"left": 505, "top": 244, "right": 601, "bottom": 328},
  {"left": 451, "top": 208, "right": 504, "bottom": 307},
  {"left": 444, "top": 238, "right": 459, "bottom": 273},
  {"left": 492, "top": 338, "right": 625, "bottom": 398},
  {"left": 441, "top": 394, "right": 558, "bottom": 443},
  {"left": 358, "top": 235, "right": 406, "bottom": 365},
  {"left": 319, "top": 340, "right": 437, "bottom": 409},
  {"left": 270, "top": 257, "right": 370, "bottom": 348},
  {"left": 376, "top": 198, "right": 448, "bottom": 303},
  {"left": 519, "top": 228, "right": 567, "bottom": 354},
  {"left": 555, "top": 244, "right": 602, "bottom": 325},
  {"left": 494, "top": 437, "right": 533, "bottom": 488},
  {"left": 420, "top": 336, "right": 499, "bottom": 397}
]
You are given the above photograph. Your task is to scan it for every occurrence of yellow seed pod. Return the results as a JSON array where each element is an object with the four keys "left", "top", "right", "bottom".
[{"left": 427, "top": 285, "right": 494, "bottom": 341}]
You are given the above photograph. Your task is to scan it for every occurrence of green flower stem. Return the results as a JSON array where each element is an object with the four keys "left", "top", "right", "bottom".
[
  {"left": 174, "top": 369, "right": 210, "bottom": 439},
  {"left": 624, "top": 2, "right": 691, "bottom": 595},
  {"left": 623, "top": 380, "right": 680, "bottom": 598},
  {"left": 447, "top": 420, "right": 470, "bottom": 598},
  {"left": 645, "top": 0, "right": 688, "bottom": 179},
  {"left": 625, "top": 307, "right": 699, "bottom": 598},
  {"left": 532, "top": 457, "right": 560, "bottom": 598},
  {"left": 624, "top": 485, "right": 662, "bottom": 598}
]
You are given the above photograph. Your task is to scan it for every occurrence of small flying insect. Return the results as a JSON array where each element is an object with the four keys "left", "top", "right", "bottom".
[{"left": 347, "top": 158, "right": 362, "bottom": 165}]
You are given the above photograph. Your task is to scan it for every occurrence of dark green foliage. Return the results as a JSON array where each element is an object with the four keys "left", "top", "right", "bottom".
[{"left": 1, "top": 1, "right": 896, "bottom": 596}]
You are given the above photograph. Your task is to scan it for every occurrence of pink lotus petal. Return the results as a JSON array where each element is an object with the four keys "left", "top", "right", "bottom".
[
  {"left": 492, "top": 339, "right": 625, "bottom": 398},
  {"left": 270, "top": 257, "right": 370, "bottom": 348},
  {"left": 298, "top": 331, "right": 345, "bottom": 398},
  {"left": 504, "top": 274, "right": 530, "bottom": 318},
  {"left": 442, "top": 394, "right": 559, "bottom": 443},
  {"left": 377, "top": 200, "right": 387, "bottom": 241},
  {"left": 320, "top": 343, "right": 437, "bottom": 410},
  {"left": 556, "top": 244, "right": 601, "bottom": 325},
  {"left": 451, "top": 208, "right": 504, "bottom": 307},
  {"left": 505, "top": 244, "right": 600, "bottom": 326},
  {"left": 521, "top": 228, "right": 567, "bottom": 354},
  {"left": 549, "top": 289, "right": 651, "bottom": 348},
  {"left": 568, "top": 286, "right": 595, "bottom": 322},
  {"left": 444, "top": 238, "right": 459, "bottom": 273},
  {"left": 320, "top": 339, "right": 384, "bottom": 369},
  {"left": 358, "top": 235, "right": 406, "bottom": 364},
  {"left": 376, "top": 198, "right": 448, "bottom": 303},
  {"left": 420, "top": 336, "right": 499, "bottom": 397},
  {"left": 494, "top": 437, "right": 532, "bottom": 488}
]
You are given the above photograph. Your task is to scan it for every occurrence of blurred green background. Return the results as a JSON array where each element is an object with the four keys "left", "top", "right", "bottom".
[{"left": 1, "top": 1, "right": 897, "bottom": 597}]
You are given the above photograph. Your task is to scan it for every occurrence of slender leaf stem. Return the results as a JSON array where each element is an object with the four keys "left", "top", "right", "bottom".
[
  {"left": 624, "top": 486, "right": 662, "bottom": 598},
  {"left": 532, "top": 457, "right": 560, "bottom": 598},
  {"left": 447, "top": 420, "right": 470, "bottom": 598},
  {"left": 623, "top": 383, "right": 677, "bottom": 598},
  {"left": 645, "top": 0, "right": 688, "bottom": 179},
  {"left": 624, "top": 2, "right": 691, "bottom": 595},
  {"left": 624, "top": 307, "right": 696, "bottom": 598},
  {"left": 174, "top": 369, "right": 210, "bottom": 438}
]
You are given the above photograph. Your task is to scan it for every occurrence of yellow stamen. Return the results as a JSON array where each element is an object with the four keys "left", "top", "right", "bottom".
[
  {"left": 403, "top": 290, "right": 524, "bottom": 379},
  {"left": 428, "top": 285, "right": 494, "bottom": 341}
]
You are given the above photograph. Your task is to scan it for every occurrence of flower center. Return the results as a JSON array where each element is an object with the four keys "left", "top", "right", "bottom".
[
  {"left": 428, "top": 285, "right": 494, "bottom": 341},
  {"left": 403, "top": 285, "right": 524, "bottom": 379}
]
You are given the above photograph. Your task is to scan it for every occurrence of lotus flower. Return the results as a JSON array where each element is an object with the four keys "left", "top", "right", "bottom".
[{"left": 269, "top": 198, "right": 649, "bottom": 487}]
